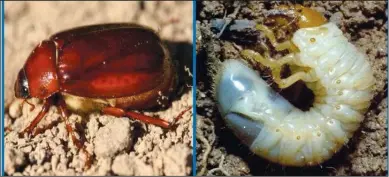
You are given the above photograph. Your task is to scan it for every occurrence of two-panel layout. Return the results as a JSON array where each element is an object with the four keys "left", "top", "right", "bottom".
[{"left": 1, "top": 1, "right": 387, "bottom": 176}]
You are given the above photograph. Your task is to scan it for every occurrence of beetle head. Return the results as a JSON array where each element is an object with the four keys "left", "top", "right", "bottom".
[
  {"left": 15, "top": 68, "right": 31, "bottom": 99},
  {"left": 15, "top": 40, "right": 60, "bottom": 99}
]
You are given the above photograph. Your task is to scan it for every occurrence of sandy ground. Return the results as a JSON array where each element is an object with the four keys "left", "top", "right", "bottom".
[
  {"left": 196, "top": 1, "right": 387, "bottom": 176},
  {"left": 4, "top": 1, "right": 193, "bottom": 176}
]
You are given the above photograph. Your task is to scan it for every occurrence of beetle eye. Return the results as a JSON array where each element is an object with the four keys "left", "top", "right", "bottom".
[{"left": 15, "top": 69, "right": 31, "bottom": 99}]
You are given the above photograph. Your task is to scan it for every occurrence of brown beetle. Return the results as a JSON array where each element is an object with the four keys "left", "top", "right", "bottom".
[{"left": 14, "top": 23, "right": 191, "bottom": 169}]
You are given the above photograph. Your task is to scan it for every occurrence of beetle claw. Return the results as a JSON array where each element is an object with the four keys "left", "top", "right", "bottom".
[{"left": 166, "top": 106, "right": 193, "bottom": 129}]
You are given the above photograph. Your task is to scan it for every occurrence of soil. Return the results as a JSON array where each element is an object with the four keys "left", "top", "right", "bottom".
[
  {"left": 196, "top": 1, "right": 387, "bottom": 176},
  {"left": 4, "top": 1, "right": 193, "bottom": 176}
]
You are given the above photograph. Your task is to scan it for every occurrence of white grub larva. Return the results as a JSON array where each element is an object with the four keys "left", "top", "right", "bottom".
[{"left": 213, "top": 6, "right": 375, "bottom": 167}]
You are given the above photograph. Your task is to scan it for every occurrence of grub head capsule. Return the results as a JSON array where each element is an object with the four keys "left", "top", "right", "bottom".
[{"left": 278, "top": 4, "right": 327, "bottom": 28}]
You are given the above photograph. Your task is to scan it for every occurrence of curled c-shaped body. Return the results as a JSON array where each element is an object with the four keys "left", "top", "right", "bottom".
[{"left": 214, "top": 23, "right": 375, "bottom": 166}]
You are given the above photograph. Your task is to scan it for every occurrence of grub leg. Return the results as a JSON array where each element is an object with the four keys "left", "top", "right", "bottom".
[
  {"left": 241, "top": 49, "right": 318, "bottom": 88},
  {"left": 275, "top": 70, "right": 318, "bottom": 89},
  {"left": 241, "top": 49, "right": 297, "bottom": 68},
  {"left": 256, "top": 24, "right": 299, "bottom": 52}
]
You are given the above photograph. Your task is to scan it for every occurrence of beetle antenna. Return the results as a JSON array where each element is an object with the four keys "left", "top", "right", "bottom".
[{"left": 22, "top": 99, "right": 35, "bottom": 111}]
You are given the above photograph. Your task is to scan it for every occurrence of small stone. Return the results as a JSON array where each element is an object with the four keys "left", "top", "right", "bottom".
[{"left": 111, "top": 154, "right": 135, "bottom": 175}]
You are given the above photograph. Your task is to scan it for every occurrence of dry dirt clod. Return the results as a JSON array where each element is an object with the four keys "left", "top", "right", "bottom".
[
  {"left": 5, "top": 148, "right": 26, "bottom": 175},
  {"left": 94, "top": 118, "right": 133, "bottom": 158},
  {"left": 111, "top": 153, "right": 153, "bottom": 176},
  {"left": 9, "top": 99, "right": 24, "bottom": 118}
]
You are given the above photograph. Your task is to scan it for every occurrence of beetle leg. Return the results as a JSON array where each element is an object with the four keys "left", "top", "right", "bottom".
[
  {"left": 102, "top": 106, "right": 192, "bottom": 129},
  {"left": 32, "top": 121, "right": 61, "bottom": 137},
  {"left": 57, "top": 96, "right": 92, "bottom": 169},
  {"left": 19, "top": 97, "right": 53, "bottom": 137}
]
